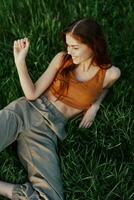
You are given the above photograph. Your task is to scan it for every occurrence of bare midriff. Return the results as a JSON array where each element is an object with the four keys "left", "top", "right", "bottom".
[{"left": 43, "top": 90, "right": 84, "bottom": 120}]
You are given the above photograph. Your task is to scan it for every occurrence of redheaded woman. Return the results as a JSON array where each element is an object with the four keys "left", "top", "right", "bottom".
[{"left": 0, "top": 17, "right": 121, "bottom": 200}]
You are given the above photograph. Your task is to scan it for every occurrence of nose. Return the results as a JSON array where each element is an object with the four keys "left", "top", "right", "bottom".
[
  {"left": 67, "top": 47, "right": 74, "bottom": 56},
  {"left": 67, "top": 47, "right": 71, "bottom": 55}
]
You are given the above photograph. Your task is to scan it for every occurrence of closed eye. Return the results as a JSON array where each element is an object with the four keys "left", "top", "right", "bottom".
[{"left": 65, "top": 43, "right": 79, "bottom": 49}]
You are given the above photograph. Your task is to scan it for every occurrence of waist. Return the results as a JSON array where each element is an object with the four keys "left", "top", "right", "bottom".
[
  {"left": 40, "top": 95, "right": 68, "bottom": 122},
  {"left": 28, "top": 96, "right": 68, "bottom": 141},
  {"left": 42, "top": 90, "right": 84, "bottom": 119}
]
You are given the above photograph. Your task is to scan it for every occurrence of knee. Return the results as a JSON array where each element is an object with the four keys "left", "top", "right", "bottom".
[
  {"left": 2, "top": 97, "right": 28, "bottom": 121},
  {"left": 0, "top": 109, "right": 20, "bottom": 122},
  {"left": 0, "top": 109, "right": 23, "bottom": 152},
  {"left": 3, "top": 97, "right": 26, "bottom": 112},
  {"left": 0, "top": 109, "right": 23, "bottom": 134}
]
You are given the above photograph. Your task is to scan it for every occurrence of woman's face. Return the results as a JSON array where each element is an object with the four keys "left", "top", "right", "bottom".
[{"left": 65, "top": 33, "right": 94, "bottom": 65}]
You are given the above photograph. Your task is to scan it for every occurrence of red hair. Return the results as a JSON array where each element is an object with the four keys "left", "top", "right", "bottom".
[{"left": 54, "top": 17, "right": 112, "bottom": 100}]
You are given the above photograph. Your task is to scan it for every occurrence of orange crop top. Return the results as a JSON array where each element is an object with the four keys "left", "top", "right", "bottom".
[{"left": 48, "top": 67, "right": 107, "bottom": 110}]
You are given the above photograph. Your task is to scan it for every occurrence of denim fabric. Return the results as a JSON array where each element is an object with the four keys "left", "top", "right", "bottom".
[{"left": 0, "top": 96, "right": 68, "bottom": 200}]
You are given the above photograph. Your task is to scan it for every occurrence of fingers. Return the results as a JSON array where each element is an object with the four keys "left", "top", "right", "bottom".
[
  {"left": 79, "top": 120, "right": 93, "bottom": 128},
  {"left": 13, "top": 38, "right": 30, "bottom": 49},
  {"left": 85, "top": 120, "right": 93, "bottom": 128}
]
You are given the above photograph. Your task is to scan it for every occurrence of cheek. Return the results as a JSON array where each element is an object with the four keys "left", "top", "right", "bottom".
[
  {"left": 74, "top": 50, "right": 85, "bottom": 57},
  {"left": 72, "top": 47, "right": 93, "bottom": 64},
  {"left": 78, "top": 50, "right": 91, "bottom": 61},
  {"left": 79, "top": 47, "right": 92, "bottom": 57},
  {"left": 83, "top": 48, "right": 93, "bottom": 57}
]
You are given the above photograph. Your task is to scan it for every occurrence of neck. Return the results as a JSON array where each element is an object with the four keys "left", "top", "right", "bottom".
[{"left": 78, "top": 58, "right": 93, "bottom": 72}]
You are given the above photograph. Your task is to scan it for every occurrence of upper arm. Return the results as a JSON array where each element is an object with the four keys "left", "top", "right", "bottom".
[
  {"left": 103, "top": 66, "right": 121, "bottom": 89},
  {"left": 32, "top": 51, "right": 66, "bottom": 99}
]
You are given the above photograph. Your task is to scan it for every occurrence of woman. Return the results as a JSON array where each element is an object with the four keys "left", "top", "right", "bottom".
[{"left": 0, "top": 17, "right": 121, "bottom": 200}]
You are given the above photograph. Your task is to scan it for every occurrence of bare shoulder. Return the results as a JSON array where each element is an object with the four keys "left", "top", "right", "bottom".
[
  {"left": 106, "top": 65, "right": 121, "bottom": 79},
  {"left": 50, "top": 51, "right": 66, "bottom": 70},
  {"left": 55, "top": 51, "right": 66, "bottom": 59},
  {"left": 103, "top": 65, "right": 121, "bottom": 88}
]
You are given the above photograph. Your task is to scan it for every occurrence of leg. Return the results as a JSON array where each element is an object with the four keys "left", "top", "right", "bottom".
[
  {"left": 0, "top": 107, "right": 23, "bottom": 152},
  {"left": 14, "top": 123, "right": 64, "bottom": 199},
  {"left": 1, "top": 96, "right": 66, "bottom": 199},
  {"left": 12, "top": 99, "right": 65, "bottom": 200},
  {"left": 0, "top": 97, "right": 30, "bottom": 199},
  {"left": 0, "top": 96, "right": 34, "bottom": 152}
]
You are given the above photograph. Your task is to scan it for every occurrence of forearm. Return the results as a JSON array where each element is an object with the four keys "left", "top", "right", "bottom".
[
  {"left": 79, "top": 88, "right": 109, "bottom": 128},
  {"left": 94, "top": 88, "right": 109, "bottom": 106},
  {"left": 88, "top": 88, "right": 109, "bottom": 112},
  {"left": 16, "top": 61, "right": 35, "bottom": 99}
]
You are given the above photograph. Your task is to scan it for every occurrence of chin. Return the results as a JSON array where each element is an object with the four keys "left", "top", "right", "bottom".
[{"left": 72, "top": 60, "right": 79, "bottom": 64}]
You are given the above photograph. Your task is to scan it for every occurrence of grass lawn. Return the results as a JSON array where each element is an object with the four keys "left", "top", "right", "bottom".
[{"left": 0, "top": 0, "right": 133, "bottom": 199}]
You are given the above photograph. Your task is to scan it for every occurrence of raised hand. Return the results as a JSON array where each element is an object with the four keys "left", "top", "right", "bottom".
[{"left": 13, "top": 38, "right": 30, "bottom": 65}]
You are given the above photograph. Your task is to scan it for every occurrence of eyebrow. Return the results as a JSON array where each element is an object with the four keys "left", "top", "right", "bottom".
[{"left": 66, "top": 42, "right": 79, "bottom": 47}]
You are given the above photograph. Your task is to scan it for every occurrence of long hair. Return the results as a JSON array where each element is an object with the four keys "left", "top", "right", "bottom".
[{"left": 54, "top": 17, "right": 112, "bottom": 100}]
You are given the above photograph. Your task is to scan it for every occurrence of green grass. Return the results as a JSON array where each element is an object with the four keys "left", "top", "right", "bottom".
[{"left": 0, "top": 0, "right": 134, "bottom": 199}]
